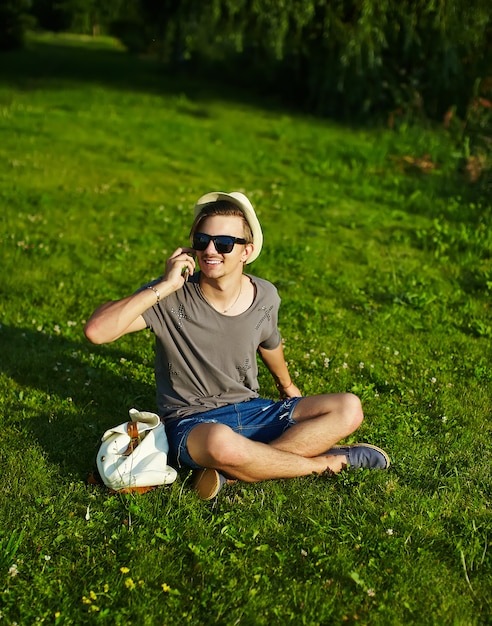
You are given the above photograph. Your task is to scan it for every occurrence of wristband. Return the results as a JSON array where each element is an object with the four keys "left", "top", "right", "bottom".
[
  {"left": 277, "top": 379, "right": 293, "bottom": 389},
  {"left": 146, "top": 285, "right": 160, "bottom": 303}
]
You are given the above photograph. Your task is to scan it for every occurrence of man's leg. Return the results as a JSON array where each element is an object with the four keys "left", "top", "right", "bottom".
[
  {"left": 187, "top": 393, "right": 363, "bottom": 482},
  {"left": 272, "top": 392, "right": 364, "bottom": 457}
]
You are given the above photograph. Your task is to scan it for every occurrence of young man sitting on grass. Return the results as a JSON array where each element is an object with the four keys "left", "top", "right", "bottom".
[{"left": 84, "top": 191, "right": 390, "bottom": 499}]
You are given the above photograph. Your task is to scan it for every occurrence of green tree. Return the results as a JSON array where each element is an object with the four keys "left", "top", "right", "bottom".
[
  {"left": 30, "top": 0, "right": 71, "bottom": 31},
  {"left": 194, "top": 0, "right": 491, "bottom": 120},
  {"left": 30, "top": 0, "right": 138, "bottom": 35},
  {"left": 22, "top": 0, "right": 490, "bottom": 121},
  {"left": 0, "top": 0, "right": 33, "bottom": 51}
]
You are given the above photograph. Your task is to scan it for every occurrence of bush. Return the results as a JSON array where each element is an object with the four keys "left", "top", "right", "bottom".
[
  {"left": 110, "top": 19, "right": 148, "bottom": 54},
  {"left": 0, "top": 0, "right": 33, "bottom": 51},
  {"left": 444, "top": 77, "right": 492, "bottom": 190},
  {"left": 160, "top": 0, "right": 492, "bottom": 123}
]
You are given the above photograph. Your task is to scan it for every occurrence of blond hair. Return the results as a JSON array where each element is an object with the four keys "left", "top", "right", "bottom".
[{"left": 189, "top": 200, "right": 253, "bottom": 242}]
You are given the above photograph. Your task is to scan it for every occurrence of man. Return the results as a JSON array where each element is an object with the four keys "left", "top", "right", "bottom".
[{"left": 84, "top": 191, "right": 390, "bottom": 499}]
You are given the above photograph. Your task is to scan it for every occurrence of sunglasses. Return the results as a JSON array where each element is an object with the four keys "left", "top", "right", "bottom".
[{"left": 192, "top": 232, "right": 248, "bottom": 254}]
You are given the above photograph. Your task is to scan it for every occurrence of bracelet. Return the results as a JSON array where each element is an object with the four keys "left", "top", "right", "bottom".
[
  {"left": 146, "top": 285, "right": 160, "bottom": 303},
  {"left": 276, "top": 379, "right": 293, "bottom": 389}
]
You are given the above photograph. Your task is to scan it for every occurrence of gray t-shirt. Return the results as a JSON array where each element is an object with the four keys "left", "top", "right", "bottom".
[{"left": 141, "top": 272, "right": 281, "bottom": 420}]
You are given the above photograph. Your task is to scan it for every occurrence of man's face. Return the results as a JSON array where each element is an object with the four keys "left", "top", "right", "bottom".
[{"left": 193, "top": 215, "right": 252, "bottom": 278}]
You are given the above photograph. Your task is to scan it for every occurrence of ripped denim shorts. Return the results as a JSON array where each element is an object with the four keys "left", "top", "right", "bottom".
[{"left": 164, "top": 396, "right": 302, "bottom": 470}]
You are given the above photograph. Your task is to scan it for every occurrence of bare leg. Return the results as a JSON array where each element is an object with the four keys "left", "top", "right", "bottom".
[
  {"left": 186, "top": 393, "right": 363, "bottom": 482},
  {"left": 273, "top": 393, "right": 363, "bottom": 456}
]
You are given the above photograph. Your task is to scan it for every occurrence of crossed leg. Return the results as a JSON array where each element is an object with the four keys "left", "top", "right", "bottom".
[{"left": 186, "top": 392, "right": 363, "bottom": 483}]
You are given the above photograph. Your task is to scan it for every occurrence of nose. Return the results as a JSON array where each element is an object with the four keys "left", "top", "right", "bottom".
[{"left": 203, "top": 238, "right": 219, "bottom": 254}]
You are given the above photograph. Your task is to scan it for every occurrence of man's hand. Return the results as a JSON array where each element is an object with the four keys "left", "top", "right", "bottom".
[
  {"left": 276, "top": 380, "right": 302, "bottom": 399},
  {"left": 162, "top": 247, "right": 196, "bottom": 290},
  {"left": 258, "top": 344, "right": 302, "bottom": 399}
]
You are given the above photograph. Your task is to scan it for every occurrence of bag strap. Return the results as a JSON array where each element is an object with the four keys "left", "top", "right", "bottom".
[{"left": 121, "top": 421, "right": 140, "bottom": 457}]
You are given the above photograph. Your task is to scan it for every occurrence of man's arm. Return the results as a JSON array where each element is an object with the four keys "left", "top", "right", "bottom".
[
  {"left": 258, "top": 343, "right": 301, "bottom": 398},
  {"left": 84, "top": 247, "right": 195, "bottom": 344},
  {"left": 84, "top": 290, "right": 155, "bottom": 344}
]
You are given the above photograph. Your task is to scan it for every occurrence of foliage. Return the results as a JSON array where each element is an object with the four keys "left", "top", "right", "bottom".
[
  {"left": 13, "top": 0, "right": 492, "bottom": 121},
  {"left": 0, "top": 0, "right": 33, "bottom": 51},
  {"left": 444, "top": 76, "right": 492, "bottom": 192},
  {"left": 29, "top": 0, "right": 71, "bottom": 32},
  {"left": 217, "top": 0, "right": 491, "bottom": 120},
  {"left": 0, "top": 33, "right": 491, "bottom": 625},
  {"left": 30, "top": 0, "right": 137, "bottom": 36},
  {"left": 117, "top": 0, "right": 491, "bottom": 121}
]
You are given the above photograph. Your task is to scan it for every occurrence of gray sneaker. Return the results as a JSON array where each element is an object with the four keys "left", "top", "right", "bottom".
[
  {"left": 191, "top": 468, "right": 227, "bottom": 500},
  {"left": 324, "top": 444, "right": 390, "bottom": 470}
]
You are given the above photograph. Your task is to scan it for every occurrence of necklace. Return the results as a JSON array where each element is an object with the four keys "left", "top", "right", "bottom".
[
  {"left": 201, "top": 279, "right": 242, "bottom": 313},
  {"left": 222, "top": 282, "right": 242, "bottom": 313}
]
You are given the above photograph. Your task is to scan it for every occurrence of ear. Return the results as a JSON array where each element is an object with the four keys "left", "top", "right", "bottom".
[{"left": 241, "top": 242, "right": 254, "bottom": 263}]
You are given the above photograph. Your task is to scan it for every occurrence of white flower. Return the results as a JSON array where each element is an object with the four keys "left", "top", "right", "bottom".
[
  {"left": 8, "top": 564, "right": 18, "bottom": 577},
  {"left": 386, "top": 528, "right": 394, "bottom": 536}
]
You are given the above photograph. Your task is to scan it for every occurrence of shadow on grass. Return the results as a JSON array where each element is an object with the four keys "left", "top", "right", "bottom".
[
  {"left": 1, "top": 36, "right": 487, "bottom": 222},
  {"left": 0, "top": 35, "right": 278, "bottom": 116},
  {"left": 0, "top": 324, "right": 155, "bottom": 478}
]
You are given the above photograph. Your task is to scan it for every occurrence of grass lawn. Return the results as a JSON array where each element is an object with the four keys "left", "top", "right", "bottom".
[{"left": 0, "top": 32, "right": 491, "bottom": 625}]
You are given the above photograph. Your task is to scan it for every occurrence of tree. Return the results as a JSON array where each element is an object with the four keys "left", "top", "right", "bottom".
[
  {"left": 0, "top": 0, "right": 33, "bottom": 51},
  {"left": 189, "top": 0, "right": 491, "bottom": 120}
]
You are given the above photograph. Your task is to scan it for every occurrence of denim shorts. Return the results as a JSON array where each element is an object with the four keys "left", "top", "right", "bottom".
[{"left": 164, "top": 396, "right": 303, "bottom": 470}]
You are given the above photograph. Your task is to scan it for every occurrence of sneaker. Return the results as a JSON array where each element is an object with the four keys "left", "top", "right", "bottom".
[
  {"left": 324, "top": 444, "right": 390, "bottom": 470},
  {"left": 191, "top": 468, "right": 227, "bottom": 500}
]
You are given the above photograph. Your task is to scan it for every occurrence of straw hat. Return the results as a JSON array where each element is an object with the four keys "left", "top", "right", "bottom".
[{"left": 194, "top": 191, "right": 263, "bottom": 264}]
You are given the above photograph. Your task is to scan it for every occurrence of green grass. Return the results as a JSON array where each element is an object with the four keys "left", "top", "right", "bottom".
[{"left": 1, "top": 32, "right": 491, "bottom": 625}]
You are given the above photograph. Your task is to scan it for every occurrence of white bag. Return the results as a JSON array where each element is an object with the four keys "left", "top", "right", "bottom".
[{"left": 96, "top": 408, "right": 177, "bottom": 492}]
